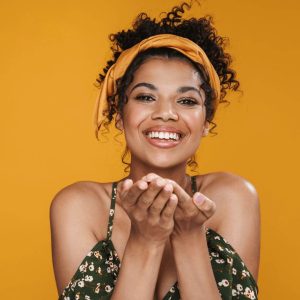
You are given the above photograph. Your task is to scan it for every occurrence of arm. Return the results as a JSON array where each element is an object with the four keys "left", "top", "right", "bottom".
[
  {"left": 110, "top": 178, "right": 178, "bottom": 300},
  {"left": 169, "top": 185, "right": 221, "bottom": 300},
  {"left": 110, "top": 235, "right": 165, "bottom": 300},
  {"left": 50, "top": 182, "right": 107, "bottom": 296},
  {"left": 208, "top": 172, "right": 261, "bottom": 281},
  {"left": 171, "top": 226, "right": 221, "bottom": 300},
  {"left": 170, "top": 173, "right": 260, "bottom": 299}
]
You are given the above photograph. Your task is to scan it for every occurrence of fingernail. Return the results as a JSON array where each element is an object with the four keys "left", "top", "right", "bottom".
[
  {"left": 164, "top": 183, "right": 173, "bottom": 192},
  {"left": 124, "top": 178, "right": 132, "bottom": 185},
  {"left": 144, "top": 174, "right": 156, "bottom": 182},
  {"left": 195, "top": 193, "right": 205, "bottom": 204},
  {"left": 123, "top": 179, "right": 132, "bottom": 190},
  {"left": 138, "top": 181, "right": 148, "bottom": 190}
]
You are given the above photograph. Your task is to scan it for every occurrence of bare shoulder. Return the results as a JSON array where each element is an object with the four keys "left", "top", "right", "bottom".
[
  {"left": 197, "top": 171, "right": 260, "bottom": 217},
  {"left": 50, "top": 180, "right": 112, "bottom": 223},
  {"left": 49, "top": 180, "right": 112, "bottom": 295},
  {"left": 198, "top": 171, "right": 261, "bottom": 281}
]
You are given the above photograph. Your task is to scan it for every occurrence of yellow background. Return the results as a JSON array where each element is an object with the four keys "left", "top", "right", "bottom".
[{"left": 1, "top": 0, "right": 299, "bottom": 299}]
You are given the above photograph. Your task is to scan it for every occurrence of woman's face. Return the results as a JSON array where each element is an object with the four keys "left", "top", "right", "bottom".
[{"left": 118, "top": 56, "right": 209, "bottom": 169}]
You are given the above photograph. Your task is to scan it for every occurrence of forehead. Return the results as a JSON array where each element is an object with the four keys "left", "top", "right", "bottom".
[{"left": 130, "top": 57, "right": 203, "bottom": 87}]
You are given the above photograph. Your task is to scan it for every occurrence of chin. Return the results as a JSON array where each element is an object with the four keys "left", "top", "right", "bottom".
[{"left": 138, "top": 154, "right": 187, "bottom": 171}]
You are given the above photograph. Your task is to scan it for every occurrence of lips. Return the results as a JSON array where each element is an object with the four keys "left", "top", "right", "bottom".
[
  {"left": 142, "top": 126, "right": 185, "bottom": 138},
  {"left": 142, "top": 125, "right": 185, "bottom": 149}
]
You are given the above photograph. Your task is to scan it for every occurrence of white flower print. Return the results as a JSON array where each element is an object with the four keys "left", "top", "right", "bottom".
[
  {"left": 217, "top": 245, "right": 224, "bottom": 251},
  {"left": 109, "top": 209, "right": 114, "bottom": 216},
  {"left": 218, "top": 279, "right": 229, "bottom": 287},
  {"left": 232, "top": 289, "right": 238, "bottom": 296},
  {"left": 84, "top": 275, "right": 93, "bottom": 282},
  {"left": 211, "top": 252, "right": 219, "bottom": 257},
  {"left": 94, "top": 250, "right": 102, "bottom": 259},
  {"left": 244, "top": 287, "right": 256, "bottom": 299},
  {"left": 71, "top": 281, "right": 77, "bottom": 289},
  {"left": 84, "top": 296, "right": 91, "bottom": 300},
  {"left": 88, "top": 263, "right": 95, "bottom": 271},
  {"left": 78, "top": 280, "right": 85, "bottom": 288},
  {"left": 232, "top": 267, "right": 237, "bottom": 275},
  {"left": 105, "top": 285, "right": 113, "bottom": 293},
  {"left": 79, "top": 264, "right": 87, "bottom": 273},
  {"left": 242, "top": 269, "right": 250, "bottom": 278},
  {"left": 237, "top": 284, "right": 243, "bottom": 291},
  {"left": 215, "top": 259, "right": 225, "bottom": 264},
  {"left": 95, "top": 283, "right": 101, "bottom": 294}
]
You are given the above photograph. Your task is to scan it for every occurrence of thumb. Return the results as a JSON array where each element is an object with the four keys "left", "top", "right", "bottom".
[{"left": 192, "top": 192, "right": 216, "bottom": 218}]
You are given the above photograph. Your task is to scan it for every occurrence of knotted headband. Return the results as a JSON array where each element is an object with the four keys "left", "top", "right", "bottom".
[{"left": 94, "top": 33, "right": 221, "bottom": 140}]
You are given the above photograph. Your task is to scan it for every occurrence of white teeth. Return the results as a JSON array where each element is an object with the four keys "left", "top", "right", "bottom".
[{"left": 146, "top": 131, "right": 180, "bottom": 141}]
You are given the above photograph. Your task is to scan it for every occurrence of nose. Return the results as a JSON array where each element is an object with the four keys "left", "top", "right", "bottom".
[{"left": 151, "top": 99, "right": 179, "bottom": 122}]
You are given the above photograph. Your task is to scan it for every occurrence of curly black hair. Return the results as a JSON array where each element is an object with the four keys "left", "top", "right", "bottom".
[{"left": 95, "top": 1, "right": 239, "bottom": 172}]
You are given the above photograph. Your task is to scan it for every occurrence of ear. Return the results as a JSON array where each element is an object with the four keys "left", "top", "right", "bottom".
[
  {"left": 115, "top": 112, "right": 124, "bottom": 131},
  {"left": 202, "top": 121, "right": 210, "bottom": 137}
]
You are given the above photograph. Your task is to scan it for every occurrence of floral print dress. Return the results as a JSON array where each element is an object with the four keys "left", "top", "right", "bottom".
[{"left": 58, "top": 176, "right": 259, "bottom": 300}]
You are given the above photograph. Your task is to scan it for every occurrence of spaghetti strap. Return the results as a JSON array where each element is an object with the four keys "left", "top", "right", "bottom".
[
  {"left": 191, "top": 175, "right": 197, "bottom": 194},
  {"left": 106, "top": 181, "right": 117, "bottom": 240}
]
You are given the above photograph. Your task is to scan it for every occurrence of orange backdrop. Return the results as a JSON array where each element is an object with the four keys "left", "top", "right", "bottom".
[{"left": 1, "top": 0, "right": 299, "bottom": 299}]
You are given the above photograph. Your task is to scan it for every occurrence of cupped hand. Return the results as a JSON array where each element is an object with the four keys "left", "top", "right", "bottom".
[
  {"left": 142, "top": 173, "right": 217, "bottom": 238},
  {"left": 172, "top": 182, "right": 216, "bottom": 238},
  {"left": 117, "top": 176, "right": 178, "bottom": 247}
]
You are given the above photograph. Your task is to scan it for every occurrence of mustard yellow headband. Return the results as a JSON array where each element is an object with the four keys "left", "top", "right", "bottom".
[{"left": 94, "top": 33, "right": 221, "bottom": 140}]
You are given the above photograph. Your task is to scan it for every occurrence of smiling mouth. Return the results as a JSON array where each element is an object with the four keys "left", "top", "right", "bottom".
[
  {"left": 142, "top": 130, "right": 185, "bottom": 149},
  {"left": 144, "top": 131, "right": 183, "bottom": 141}
]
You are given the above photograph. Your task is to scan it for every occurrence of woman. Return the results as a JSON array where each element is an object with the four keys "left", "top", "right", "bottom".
[{"left": 50, "top": 2, "right": 260, "bottom": 299}]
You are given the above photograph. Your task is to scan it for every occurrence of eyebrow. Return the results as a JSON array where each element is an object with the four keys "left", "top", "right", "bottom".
[
  {"left": 177, "top": 86, "right": 201, "bottom": 97},
  {"left": 130, "top": 82, "right": 201, "bottom": 96},
  {"left": 130, "top": 82, "right": 157, "bottom": 93}
]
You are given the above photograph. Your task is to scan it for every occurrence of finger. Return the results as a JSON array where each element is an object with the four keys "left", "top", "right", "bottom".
[
  {"left": 142, "top": 173, "right": 160, "bottom": 183},
  {"left": 116, "top": 179, "right": 132, "bottom": 201},
  {"left": 137, "top": 177, "right": 167, "bottom": 210},
  {"left": 160, "top": 193, "right": 178, "bottom": 223},
  {"left": 148, "top": 183, "right": 173, "bottom": 217},
  {"left": 166, "top": 179, "right": 197, "bottom": 216},
  {"left": 120, "top": 179, "right": 133, "bottom": 195},
  {"left": 165, "top": 179, "right": 190, "bottom": 205},
  {"left": 192, "top": 192, "right": 217, "bottom": 219},
  {"left": 122, "top": 179, "right": 148, "bottom": 208}
]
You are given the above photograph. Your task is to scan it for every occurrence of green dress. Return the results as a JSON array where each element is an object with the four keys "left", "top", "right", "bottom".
[{"left": 58, "top": 176, "right": 259, "bottom": 300}]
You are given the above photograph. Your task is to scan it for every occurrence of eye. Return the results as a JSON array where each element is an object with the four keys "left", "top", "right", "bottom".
[
  {"left": 178, "top": 97, "right": 199, "bottom": 106},
  {"left": 135, "top": 94, "right": 155, "bottom": 102}
]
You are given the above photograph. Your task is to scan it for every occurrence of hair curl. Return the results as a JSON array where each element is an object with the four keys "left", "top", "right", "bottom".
[{"left": 95, "top": 1, "right": 240, "bottom": 173}]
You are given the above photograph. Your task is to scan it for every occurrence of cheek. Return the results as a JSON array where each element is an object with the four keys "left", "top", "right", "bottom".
[
  {"left": 122, "top": 104, "right": 148, "bottom": 132},
  {"left": 182, "top": 110, "right": 205, "bottom": 135}
]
